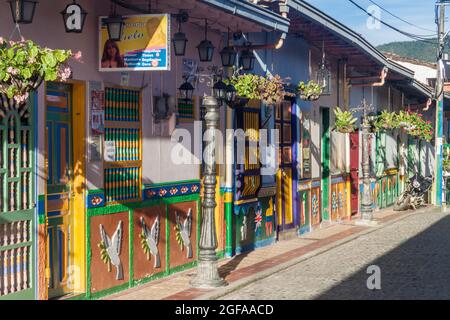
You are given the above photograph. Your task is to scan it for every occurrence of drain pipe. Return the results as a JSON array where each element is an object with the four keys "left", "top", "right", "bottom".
[
  {"left": 235, "top": 0, "right": 289, "bottom": 51},
  {"left": 349, "top": 67, "right": 389, "bottom": 87}
]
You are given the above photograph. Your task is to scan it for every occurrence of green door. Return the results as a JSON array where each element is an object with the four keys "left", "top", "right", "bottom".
[
  {"left": 321, "top": 107, "right": 330, "bottom": 221},
  {"left": 0, "top": 95, "right": 36, "bottom": 300},
  {"left": 407, "top": 136, "right": 419, "bottom": 178},
  {"left": 45, "top": 82, "right": 74, "bottom": 299}
]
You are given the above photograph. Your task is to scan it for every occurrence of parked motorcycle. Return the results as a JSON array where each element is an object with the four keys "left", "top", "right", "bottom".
[{"left": 393, "top": 174, "right": 433, "bottom": 211}]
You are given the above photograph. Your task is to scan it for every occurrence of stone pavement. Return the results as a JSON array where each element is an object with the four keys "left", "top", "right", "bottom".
[
  {"left": 105, "top": 206, "right": 441, "bottom": 300},
  {"left": 222, "top": 206, "right": 449, "bottom": 300}
]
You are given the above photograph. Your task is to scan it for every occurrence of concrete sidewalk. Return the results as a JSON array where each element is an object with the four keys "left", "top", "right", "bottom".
[{"left": 105, "top": 206, "right": 441, "bottom": 300}]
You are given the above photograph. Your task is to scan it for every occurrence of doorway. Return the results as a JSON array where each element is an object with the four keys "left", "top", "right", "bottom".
[
  {"left": 321, "top": 107, "right": 330, "bottom": 221},
  {"left": 276, "top": 101, "right": 295, "bottom": 231},
  {"left": 45, "top": 81, "right": 85, "bottom": 298}
]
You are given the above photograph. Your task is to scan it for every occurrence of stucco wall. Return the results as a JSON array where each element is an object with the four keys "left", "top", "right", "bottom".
[{"left": 0, "top": 0, "right": 234, "bottom": 194}]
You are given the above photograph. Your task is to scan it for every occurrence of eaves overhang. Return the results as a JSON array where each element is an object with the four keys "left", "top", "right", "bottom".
[{"left": 199, "top": 0, "right": 291, "bottom": 33}]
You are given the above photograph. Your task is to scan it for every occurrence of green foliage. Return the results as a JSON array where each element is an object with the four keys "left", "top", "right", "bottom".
[
  {"left": 377, "top": 40, "right": 437, "bottom": 63},
  {"left": 0, "top": 37, "right": 72, "bottom": 104},
  {"left": 333, "top": 107, "right": 357, "bottom": 133},
  {"left": 297, "top": 80, "right": 323, "bottom": 101},
  {"left": 374, "top": 110, "right": 398, "bottom": 131},
  {"left": 228, "top": 73, "right": 288, "bottom": 105},
  {"left": 374, "top": 110, "right": 433, "bottom": 141}
]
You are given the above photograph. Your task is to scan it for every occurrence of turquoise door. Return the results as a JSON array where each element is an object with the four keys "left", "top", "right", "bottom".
[{"left": 0, "top": 95, "right": 36, "bottom": 300}]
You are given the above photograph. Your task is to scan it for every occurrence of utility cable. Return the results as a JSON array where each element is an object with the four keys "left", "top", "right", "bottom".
[
  {"left": 367, "top": 0, "right": 436, "bottom": 33},
  {"left": 348, "top": 0, "right": 437, "bottom": 43}
]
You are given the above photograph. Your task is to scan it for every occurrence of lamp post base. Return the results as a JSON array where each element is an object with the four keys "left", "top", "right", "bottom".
[
  {"left": 355, "top": 219, "right": 378, "bottom": 227},
  {"left": 190, "top": 259, "right": 228, "bottom": 288}
]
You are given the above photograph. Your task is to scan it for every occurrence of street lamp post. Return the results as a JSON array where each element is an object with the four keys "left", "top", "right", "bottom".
[
  {"left": 190, "top": 95, "right": 227, "bottom": 288},
  {"left": 360, "top": 120, "right": 373, "bottom": 221},
  {"left": 189, "top": 67, "right": 235, "bottom": 288},
  {"left": 352, "top": 99, "right": 376, "bottom": 224}
]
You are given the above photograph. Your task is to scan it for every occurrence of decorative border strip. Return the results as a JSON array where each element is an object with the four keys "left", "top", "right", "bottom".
[
  {"left": 87, "top": 190, "right": 106, "bottom": 209},
  {"left": 331, "top": 175, "right": 345, "bottom": 185},
  {"left": 143, "top": 182, "right": 201, "bottom": 200},
  {"left": 257, "top": 186, "right": 277, "bottom": 198},
  {"left": 37, "top": 195, "right": 46, "bottom": 225}
]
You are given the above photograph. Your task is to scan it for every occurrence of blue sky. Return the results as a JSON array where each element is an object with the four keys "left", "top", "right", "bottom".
[{"left": 305, "top": 0, "right": 437, "bottom": 45}]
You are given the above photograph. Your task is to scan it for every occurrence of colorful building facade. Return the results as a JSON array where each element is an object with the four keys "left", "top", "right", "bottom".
[{"left": 0, "top": 0, "right": 439, "bottom": 300}]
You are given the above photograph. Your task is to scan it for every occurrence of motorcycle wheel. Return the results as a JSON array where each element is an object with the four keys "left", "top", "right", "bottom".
[{"left": 393, "top": 194, "right": 411, "bottom": 211}]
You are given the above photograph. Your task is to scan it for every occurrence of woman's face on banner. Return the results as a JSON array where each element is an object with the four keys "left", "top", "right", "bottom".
[{"left": 106, "top": 43, "right": 117, "bottom": 58}]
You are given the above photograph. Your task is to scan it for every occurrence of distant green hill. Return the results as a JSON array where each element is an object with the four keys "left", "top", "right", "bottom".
[{"left": 377, "top": 40, "right": 437, "bottom": 63}]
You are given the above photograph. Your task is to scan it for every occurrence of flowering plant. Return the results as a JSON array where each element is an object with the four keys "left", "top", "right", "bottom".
[
  {"left": 406, "top": 112, "right": 433, "bottom": 141},
  {"left": 0, "top": 37, "right": 78, "bottom": 107},
  {"left": 228, "top": 73, "right": 289, "bottom": 105},
  {"left": 297, "top": 80, "right": 323, "bottom": 101}
]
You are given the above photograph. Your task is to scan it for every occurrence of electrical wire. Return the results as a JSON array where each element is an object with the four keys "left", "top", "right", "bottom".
[
  {"left": 347, "top": 0, "right": 437, "bottom": 44},
  {"left": 366, "top": 0, "right": 436, "bottom": 33}
]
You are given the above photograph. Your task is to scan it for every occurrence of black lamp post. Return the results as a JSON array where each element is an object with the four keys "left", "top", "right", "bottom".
[
  {"left": 61, "top": 0, "right": 87, "bottom": 33},
  {"left": 8, "top": 0, "right": 38, "bottom": 24},
  {"left": 239, "top": 48, "right": 256, "bottom": 71},
  {"left": 197, "top": 19, "right": 214, "bottom": 62},
  {"left": 173, "top": 12, "right": 188, "bottom": 56},
  {"left": 220, "top": 46, "right": 237, "bottom": 67},
  {"left": 179, "top": 81, "right": 194, "bottom": 101}
]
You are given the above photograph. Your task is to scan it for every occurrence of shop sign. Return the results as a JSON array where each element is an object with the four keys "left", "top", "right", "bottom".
[{"left": 99, "top": 14, "right": 170, "bottom": 72}]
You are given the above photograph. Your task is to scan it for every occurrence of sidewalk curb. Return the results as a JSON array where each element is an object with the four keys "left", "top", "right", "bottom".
[{"left": 195, "top": 206, "right": 443, "bottom": 300}]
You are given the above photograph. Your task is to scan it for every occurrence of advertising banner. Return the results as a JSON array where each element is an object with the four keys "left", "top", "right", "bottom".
[{"left": 99, "top": 14, "right": 170, "bottom": 71}]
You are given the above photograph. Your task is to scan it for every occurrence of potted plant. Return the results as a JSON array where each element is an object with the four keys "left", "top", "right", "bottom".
[
  {"left": 333, "top": 107, "right": 357, "bottom": 133},
  {"left": 259, "top": 74, "right": 289, "bottom": 106},
  {"left": 228, "top": 73, "right": 261, "bottom": 105},
  {"left": 374, "top": 110, "right": 398, "bottom": 132},
  {"left": 0, "top": 37, "right": 76, "bottom": 109},
  {"left": 297, "top": 80, "right": 323, "bottom": 101},
  {"left": 228, "top": 73, "right": 289, "bottom": 106}
]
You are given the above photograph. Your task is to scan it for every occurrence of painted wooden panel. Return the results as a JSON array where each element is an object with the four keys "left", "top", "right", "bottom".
[
  {"left": 233, "top": 197, "right": 275, "bottom": 254},
  {"left": 133, "top": 206, "right": 166, "bottom": 280},
  {"left": 311, "top": 187, "right": 321, "bottom": 227},
  {"left": 89, "top": 212, "right": 130, "bottom": 294},
  {"left": 331, "top": 178, "right": 348, "bottom": 221},
  {"left": 168, "top": 201, "right": 197, "bottom": 270},
  {"left": 0, "top": 95, "right": 35, "bottom": 299},
  {"left": 299, "top": 189, "right": 311, "bottom": 232}
]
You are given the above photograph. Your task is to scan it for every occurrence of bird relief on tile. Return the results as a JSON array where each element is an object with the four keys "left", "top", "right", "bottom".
[
  {"left": 139, "top": 215, "right": 161, "bottom": 268},
  {"left": 174, "top": 208, "right": 193, "bottom": 259},
  {"left": 98, "top": 221, "right": 124, "bottom": 280}
]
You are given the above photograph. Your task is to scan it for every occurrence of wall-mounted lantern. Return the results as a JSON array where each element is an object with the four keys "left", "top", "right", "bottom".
[
  {"left": 316, "top": 41, "right": 331, "bottom": 94},
  {"left": 8, "top": 0, "right": 38, "bottom": 24},
  {"left": 173, "top": 11, "right": 188, "bottom": 56},
  {"left": 105, "top": 15, "right": 125, "bottom": 41},
  {"left": 61, "top": 0, "right": 88, "bottom": 33},
  {"left": 213, "top": 79, "right": 227, "bottom": 101},
  {"left": 239, "top": 48, "right": 256, "bottom": 71},
  {"left": 197, "top": 19, "right": 214, "bottom": 62},
  {"left": 179, "top": 80, "right": 194, "bottom": 101},
  {"left": 220, "top": 46, "right": 237, "bottom": 68}
]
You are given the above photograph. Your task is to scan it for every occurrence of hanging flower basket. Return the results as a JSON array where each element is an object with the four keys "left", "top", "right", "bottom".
[
  {"left": 0, "top": 37, "right": 75, "bottom": 110},
  {"left": 297, "top": 80, "right": 323, "bottom": 101},
  {"left": 300, "top": 93, "right": 320, "bottom": 101}
]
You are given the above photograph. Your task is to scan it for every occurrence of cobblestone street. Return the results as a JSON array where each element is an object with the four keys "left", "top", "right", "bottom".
[{"left": 221, "top": 209, "right": 450, "bottom": 300}]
